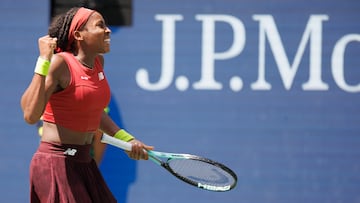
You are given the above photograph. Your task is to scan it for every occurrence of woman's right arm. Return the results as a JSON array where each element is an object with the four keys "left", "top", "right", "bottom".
[{"left": 20, "top": 35, "right": 59, "bottom": 124}]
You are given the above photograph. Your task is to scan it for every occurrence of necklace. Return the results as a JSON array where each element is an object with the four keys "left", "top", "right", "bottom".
[{"left": 77, "top": 58, "right": 93, "bottom": 69}]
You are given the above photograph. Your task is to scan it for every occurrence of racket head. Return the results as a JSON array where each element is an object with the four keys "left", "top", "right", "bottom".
[{"left": 159, "top": 154, "right": 237, "bottom": 192}]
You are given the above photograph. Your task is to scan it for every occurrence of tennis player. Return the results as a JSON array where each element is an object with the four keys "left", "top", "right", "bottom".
[{"left": 21, "top": 7, "right": 153, "bottom": 202}]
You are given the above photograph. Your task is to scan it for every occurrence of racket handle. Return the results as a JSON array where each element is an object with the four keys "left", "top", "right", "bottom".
[{"left": 101, "top": 133, "right": 132, "bottom": 151}]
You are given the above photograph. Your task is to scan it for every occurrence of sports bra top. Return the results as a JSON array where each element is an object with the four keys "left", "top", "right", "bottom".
[{"left": 43, "top": 52, "right": 111, "bottom": 132}]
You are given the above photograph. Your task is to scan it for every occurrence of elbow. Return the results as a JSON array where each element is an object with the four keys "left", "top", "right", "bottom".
[
  {"left": 23, "top": 114, "right": 39, "bottom": 125},
  {"left": 20, "top": 98, "right": 43, "bottom": 125}
]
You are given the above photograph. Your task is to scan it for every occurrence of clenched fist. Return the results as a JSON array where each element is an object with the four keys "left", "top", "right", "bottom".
[{"left": 38, "top": 35, "right": 57, "bottom": 60}]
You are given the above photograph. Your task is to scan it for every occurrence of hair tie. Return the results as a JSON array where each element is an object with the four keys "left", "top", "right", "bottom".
[{"left": 55, "top": 47, "right": 62, "bottom": 53}]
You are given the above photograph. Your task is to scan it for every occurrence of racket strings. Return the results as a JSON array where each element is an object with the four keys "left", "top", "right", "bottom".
[{"left": 168, "top": 159, "right": 235, "bottom": 187}]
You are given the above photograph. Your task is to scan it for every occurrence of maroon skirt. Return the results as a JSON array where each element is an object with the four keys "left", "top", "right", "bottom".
[{"left": 30, "top": 141, "right": 116, "bottom": 203}]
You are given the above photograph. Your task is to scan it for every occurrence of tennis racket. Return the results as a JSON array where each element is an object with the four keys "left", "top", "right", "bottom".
[{"left": 101, "top": 134, "right": 237, "bottom": 192}]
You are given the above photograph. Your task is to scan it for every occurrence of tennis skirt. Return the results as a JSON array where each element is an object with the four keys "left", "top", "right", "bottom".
[{"left": 30, "top": 141, "right": 117, "bottom": 203}]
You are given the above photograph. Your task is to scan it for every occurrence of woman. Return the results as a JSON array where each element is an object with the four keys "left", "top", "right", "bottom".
[{"left": 21, "top": 7, "right": 153, "bottom": 202}]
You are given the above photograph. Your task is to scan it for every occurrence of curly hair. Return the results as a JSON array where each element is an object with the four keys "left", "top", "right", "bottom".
[{"left": 48, "top": 7, "right": 80, "bottom": 53}]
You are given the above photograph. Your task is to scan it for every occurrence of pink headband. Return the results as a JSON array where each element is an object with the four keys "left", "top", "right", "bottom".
[{"left": 67, "top": 7, "right": 95, "bottom": 51}]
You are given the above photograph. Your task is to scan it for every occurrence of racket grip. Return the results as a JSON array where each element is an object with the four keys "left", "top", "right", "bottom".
[{"left": 101, "top": 133, "right": 132, "bottom": 151}]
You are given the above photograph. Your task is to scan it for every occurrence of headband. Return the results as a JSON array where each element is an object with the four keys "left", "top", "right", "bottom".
[{"left": 67, "top": 7, "right": 95, "bottom": 51}]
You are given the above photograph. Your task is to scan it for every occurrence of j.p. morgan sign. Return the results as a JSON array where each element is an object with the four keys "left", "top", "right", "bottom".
[{"left": 136, "top": 14, "right": 360, "bottom": 93}]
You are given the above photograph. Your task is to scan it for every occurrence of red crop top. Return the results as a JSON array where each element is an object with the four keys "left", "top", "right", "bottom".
[{"left": 43, "top": 52, "right": 111, "bottom": 132}]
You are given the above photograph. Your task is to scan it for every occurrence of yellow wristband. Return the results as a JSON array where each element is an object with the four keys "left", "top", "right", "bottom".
[
  {"left": 114, "top": 129, "right": 135, "bottom": 142},
  {"left": 34, "top": 57, "right": 50, "bottom": 76}
]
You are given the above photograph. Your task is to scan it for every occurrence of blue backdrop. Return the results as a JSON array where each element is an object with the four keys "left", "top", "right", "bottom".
[{"left": 1, "top": 0, "right": 359, "bottom": 202}]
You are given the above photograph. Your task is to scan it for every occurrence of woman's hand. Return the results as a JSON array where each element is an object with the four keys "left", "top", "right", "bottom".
[
  {"left": 126, "top": 139, "right": 154, "bottom": 160},
  {"left": 38, "top": 35, "right": 57, "bottom": 60}
]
